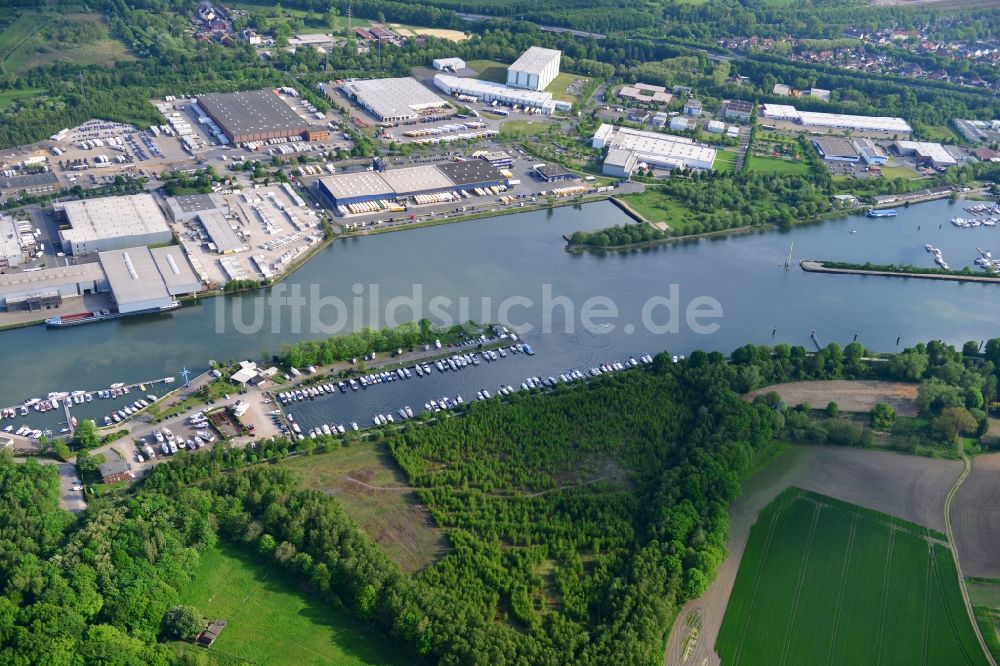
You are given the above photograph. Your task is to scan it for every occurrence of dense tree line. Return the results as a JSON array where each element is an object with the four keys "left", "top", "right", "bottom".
[
  {"left": 568, "top": 222, "right": 668, "bottom": 247},
  {"left": 0, "top": 453, "right": 211, "bottom": 663},
  {"left": 653, "top": 170, "right": 831, "bottom": 234},
  {"left": 283, "top": 320, "right": 480, "bottom": 368}
]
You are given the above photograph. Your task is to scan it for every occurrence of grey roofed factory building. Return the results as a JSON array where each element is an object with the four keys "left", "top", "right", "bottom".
[
  {"left": 0, "top": 171, "right": 60, "bottom": 198},
  {"left": 164, "top": 192, "right": 228, "bottom": 223},
  {"left": 196, "top": 89, "right": 309, "bottom": 143},
  {"left": 435, "top": 160, "right": 506, "bottom": 188},
  {"left": 377, "top": 165, "right": 455, "bottom": 196},
  {"left": 813, "top": 136, "right": 860, "bottom": 162},
  {"left": 197, "top": 210, "right": 245, "bottom": 254},
  {"left": 0, "top": 263, "right": 106, "bottom": 311},
  {"left": 533, "top": 163, "right": 575, "bottom": 182},
  {"left": 316, "top": 160, "right": 508, "bottom": 208},
  {"left": 98, "top": 247, "right": 177, "bottom": 314},
  {"left": 150, "top": 246, "right": 202, "bottom": 295},
  {"left": 339, "top": 77, "right": 449, "bottom": 122},
  {"left": 56, "top": 193, "right": 172, "bottom": 256},
  {"left": 317, "top": 171, "right": 396, "bottom": 207}
]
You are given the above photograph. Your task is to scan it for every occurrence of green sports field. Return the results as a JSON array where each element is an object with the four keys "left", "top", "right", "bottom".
[{"left": 717, "top": 488, "right": 988, "bottom": 665}]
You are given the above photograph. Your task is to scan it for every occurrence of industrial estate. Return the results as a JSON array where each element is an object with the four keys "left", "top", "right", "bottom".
[{"left": 1, "top": 2, "right": 1000, "bottom": 666}]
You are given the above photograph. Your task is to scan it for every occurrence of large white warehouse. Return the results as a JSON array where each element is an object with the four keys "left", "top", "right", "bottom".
[
  {"left": 593, "top": 124, "right": 717, "bottom": 176},
  {"left": 56, "top": 193, "right": 173, "bottom": 256},
  {"left": 506, "top": 47, "right": 561, "bottom": 92},
  {"left": 433, "top": 74, "right": 570, "bottom": 114},
  {"left": 760, "top": 104, "right": 912, "bottom": 134}
]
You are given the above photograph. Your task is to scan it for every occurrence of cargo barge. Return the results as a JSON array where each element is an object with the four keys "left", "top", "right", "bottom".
[{"left": 45, "top": 301, "right": 181, "bottom": 328}]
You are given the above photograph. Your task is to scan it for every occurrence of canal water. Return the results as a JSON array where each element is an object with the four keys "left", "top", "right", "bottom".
[{"left": 3, "top": 197, "right": 1000, "bottom": 432}]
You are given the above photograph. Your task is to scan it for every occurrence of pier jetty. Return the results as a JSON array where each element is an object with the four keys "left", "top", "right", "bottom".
[{"left": 800, "top": 260, "right": 1000, "bottom": 284}]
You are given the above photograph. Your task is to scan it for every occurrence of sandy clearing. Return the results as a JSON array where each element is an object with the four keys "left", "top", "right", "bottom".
[
  {"left": 663, "top": 444, "right": 962, "bottom": 666},
  {"left": 746, "top": 379, "right": 919, "bottom": 416},
  {"left": 951, "top": 453, "right": 1000, "bottom": 579},
  {"left": 387, "top": 24, "right": 469, "bottom": 41}
]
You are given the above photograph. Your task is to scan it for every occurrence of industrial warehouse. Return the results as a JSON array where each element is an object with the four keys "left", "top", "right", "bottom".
[
  {"left": 56, "top": 193, "right": 173, "bottom": 255},
  {"left": 98, "top": 246, "right": 200, "bottom": 313},
  {"left": 195, "top": 89, "right": 310, "bottom": 143},
  {"left": 760, "top": 104, "right": 913, "bottom": 135},
  {"left": 0, "top": 245, "right": 200, "bottom": 315},
  {"left": 338, "top": 77, "right": 450, "bottom": 122},
  {"left": 316, "top": 161, "right": 509, "bottom": 214},
  {"left": 592, "top": 124, "right": 717, "bottom": 177},
  {"left": 506, "top": 47, "right": 561, "bottom": 91},
  {"left": 433, "top": 74, "right": 570, "bottom": 114}
]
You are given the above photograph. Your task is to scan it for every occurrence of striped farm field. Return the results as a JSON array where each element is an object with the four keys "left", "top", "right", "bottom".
[{"left": 716, "top": 488, "right": 988, "bottom": 665}]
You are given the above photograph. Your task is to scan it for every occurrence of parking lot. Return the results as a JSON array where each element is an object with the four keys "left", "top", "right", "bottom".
[{"left": 171, "top": 183, "right": 327, "bottom": 286}]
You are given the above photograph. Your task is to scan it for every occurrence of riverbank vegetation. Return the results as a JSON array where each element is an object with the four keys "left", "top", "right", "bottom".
[
  {"left": 614, "top": 170, "right": 832, "bottom": 236},
  {"left": 811, "top": 260, "right": 1000, "bottom": 281},
  {"left": 281, "top": 320, "right": 490, "bottom": 368},
  {"left": 567, "top": 222, "right": 668, "bottom": 248}
]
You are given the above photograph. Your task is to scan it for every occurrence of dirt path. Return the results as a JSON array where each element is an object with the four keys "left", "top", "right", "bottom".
[
  {"left": 944, "top": 449, "right": 996, "bottom": 666},
  {"left": 343, "top": 469, "right": 627, "bottom": 497},
  {"left": 342, "top": 475, "right": 414, "bottom": 492},
  {"left": 745, "top": 379, "right": 918, "bottom": 416},
  {"left": 952, "top": 453, "right": 1000, "bottom": 579},
  {"left": 662, "top": 444, "right": 962, "bottom": 666}
]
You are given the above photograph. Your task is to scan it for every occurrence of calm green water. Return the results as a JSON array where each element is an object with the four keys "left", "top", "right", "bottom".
[{"left": 2, "top": 198, "right": 997, "bottom": 420}]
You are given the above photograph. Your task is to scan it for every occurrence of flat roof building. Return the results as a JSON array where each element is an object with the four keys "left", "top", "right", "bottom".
[
  {"left": 507, "top": 47, "right": 561, "bottom": 92},
  {"left": 533, "top": 163, "right": 575, "bottom": 182},
  {"left": 479, "top": 151, "right": 514, "bottom": 168},
  {"left": 436, "top": 160, "right": 506, "bottom": 188},
  {"left": 683, "top": 99, "right": 702, "bottom": 116},
  {"left": 760, "top": 104, "right": 912, "bottom": 134},
  {"left": 0, "top": 263, "right": 106, "bottom": 311},
  {"left": 317, "top": 171, "right": 396, "bottom": 207},
  {"left": 433, "top": 57, "right": 466, "bottom": 71},
  {"left": 722, "top": 99, "right": 754, "bottom": 121},
  {"left": 593, "top": 124, "right": 717, "bottom": 176},
  {"left": 98, "top": 247, "right": 177, "bottom": 314},
  {"left": 0, "top": 171, "right": 60, "bottom": 199},
  {"left": 433, "top": 74, "right": 564, "bottom": 114},
  {"left": 0, "top": 215, "right": 26, "bottom": 269},
  {"left": 316, "top": 160, "right": 507, "bottom": 208},
  {"left": 619, "top": 83, "right": 672, "bottom": 106},
  {"left": 894, "top": 140, "right": 958, "bottom": 168},
  {"left": 340, "top": 78, "right": 449, "bottom": 122},
  {"left": 852, "top": 138, "right": 888, "bottom": 165},
  {"left": 57, "top": 193, "right": 172, "bottom": 256},
  {"left": 164, "top": 193, "right": 228, "bottom": 223},
  {"left": 377, "top": 165, "right": 455, "bottom": 196},
  {"left": 813, "top": 137, "right": 860, "bottom": 162},
  {"left": 150, "top": 246, "right": 202, "bottom": 295},
  {"left": 196, "top": 89, "right": 309, "bottom": 143},
  {"left": 198, "top": 211, "right": 246, "bottom": 254}
]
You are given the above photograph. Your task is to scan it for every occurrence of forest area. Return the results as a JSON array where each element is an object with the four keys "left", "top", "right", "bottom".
[
  {"left": 6, "top": 336, "right": 1000, "bottom": 662},
  {"left": 0, "top": 0, "right": 997, "bottom": 148}
]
